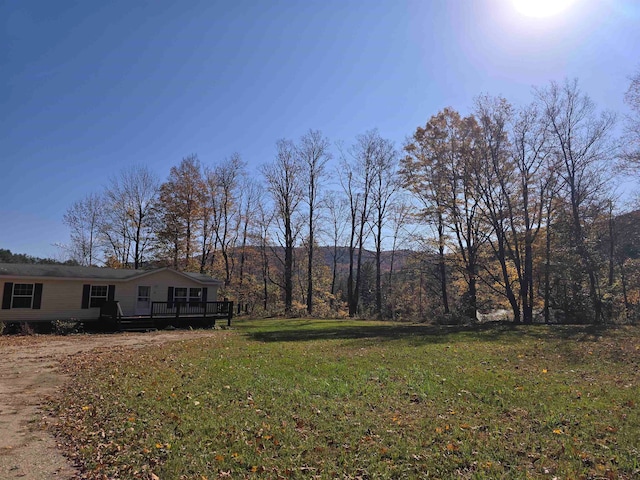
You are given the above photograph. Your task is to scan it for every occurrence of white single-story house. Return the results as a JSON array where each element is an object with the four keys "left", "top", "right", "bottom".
[{"left": 0, "top": 263, "right": 224, "bottom": 323}]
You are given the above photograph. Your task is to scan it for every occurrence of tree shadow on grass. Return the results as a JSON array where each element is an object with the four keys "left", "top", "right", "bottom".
[{"left": 242, "top": 319, "right": 621, "bottom": 345}]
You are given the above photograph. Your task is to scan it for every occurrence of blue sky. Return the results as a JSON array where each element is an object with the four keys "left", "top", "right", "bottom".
[{"left": 1, "top": 0, "right": 639, "bottom": 259}]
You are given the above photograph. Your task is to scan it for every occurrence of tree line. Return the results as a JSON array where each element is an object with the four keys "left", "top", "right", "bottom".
[
  {"left": 61, "top": 77, "right": 640, "bottom": 324},
  {"left": 0, "top": 248, "right": 78, "bottom": 266}
]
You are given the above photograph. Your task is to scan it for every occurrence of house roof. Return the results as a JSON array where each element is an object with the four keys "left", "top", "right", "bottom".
[{"left": 0, "top": 263, "right": 223, "bottom": 285}]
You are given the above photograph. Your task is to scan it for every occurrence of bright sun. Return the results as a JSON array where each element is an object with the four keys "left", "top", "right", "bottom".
[{"left": 512, "top": 0, "right": 577, "bottom": 18}]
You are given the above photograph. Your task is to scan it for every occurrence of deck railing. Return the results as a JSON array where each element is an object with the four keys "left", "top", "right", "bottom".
[{"left": 150, "top": 301, "right": 233, "bottom": 326}]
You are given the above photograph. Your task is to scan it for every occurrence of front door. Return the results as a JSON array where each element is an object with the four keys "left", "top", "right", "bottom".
[{"left": 136, "top": 286, "right": 151, "bottom": 315}]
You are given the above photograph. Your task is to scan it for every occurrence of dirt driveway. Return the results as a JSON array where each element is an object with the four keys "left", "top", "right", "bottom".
[{"left": 0, "top": 330, "right": 220, "bottom": 479}]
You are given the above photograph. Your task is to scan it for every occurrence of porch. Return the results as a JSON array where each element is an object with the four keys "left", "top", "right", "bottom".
[{"left": 101, "top": 301, "right": 234, "bottom": 331}]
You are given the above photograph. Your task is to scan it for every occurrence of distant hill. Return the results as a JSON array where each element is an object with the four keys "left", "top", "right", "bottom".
[
  {"left": 315, "top": 246, "right": 414, "bottom": 273},
  {"left": 263, "top": 245, "right": 414, "bottom": 274}
]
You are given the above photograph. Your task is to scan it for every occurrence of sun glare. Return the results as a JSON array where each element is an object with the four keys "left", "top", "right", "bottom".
[{"left": 512, "top": 0, "right": 577, "bottom": 18}]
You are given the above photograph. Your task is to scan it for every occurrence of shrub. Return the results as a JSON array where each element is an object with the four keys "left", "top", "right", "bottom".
[
  {"left": 19, "top": 322, "right": 35, "bottom": 336},
  {"left": 53, "top": 320, "right": 83, "bottom": 335}
]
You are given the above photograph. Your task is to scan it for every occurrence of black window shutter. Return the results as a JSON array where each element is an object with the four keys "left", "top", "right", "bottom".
[
  {"left": 202, "top": 287, "right": 208, "bottom": 303},
  {"left": 2, "top": 282, "right": 13, "bottom": 310},
  {"left": 32, "top": 283, "right": 43, "bottom": 309},
  {"left": 81, "top": 284, "right": 91, "bottom": 309},
  {"left": 167, "top": 287, "right": 174, "bottom": 308},
  {"left": 107, "top": 285, "right": 115, "bottom": 302}
]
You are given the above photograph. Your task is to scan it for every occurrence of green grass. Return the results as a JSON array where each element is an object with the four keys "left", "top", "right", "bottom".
[{"left": 47, "top": 319, "right": 640, "bottom": 479}]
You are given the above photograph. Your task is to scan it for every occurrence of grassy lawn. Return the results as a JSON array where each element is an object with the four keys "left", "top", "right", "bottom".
[{"left": 47, "top": 320, "right": 639, "bottom": 479}]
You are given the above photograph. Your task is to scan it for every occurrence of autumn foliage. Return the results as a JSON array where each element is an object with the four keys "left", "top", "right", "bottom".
[{"left": 58, "top": 80, "right": 640, "bottom": 324}]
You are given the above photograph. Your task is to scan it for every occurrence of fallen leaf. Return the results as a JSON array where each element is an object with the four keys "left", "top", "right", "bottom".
[{"left": 446, "top": 442, "right": 459, "bottom": 452}]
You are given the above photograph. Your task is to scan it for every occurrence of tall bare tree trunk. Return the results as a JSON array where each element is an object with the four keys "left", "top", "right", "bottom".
[
  {"left": 437, "top": 213, "right": 450, "bottom": 314},
  {"left": 262, "top": 140, "right": 303, "bottom": 316}
]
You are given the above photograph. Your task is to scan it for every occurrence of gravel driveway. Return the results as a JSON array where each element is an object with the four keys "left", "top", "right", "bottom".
[{"left": 0, "top": 330, "right": 219, "bottom": 479}]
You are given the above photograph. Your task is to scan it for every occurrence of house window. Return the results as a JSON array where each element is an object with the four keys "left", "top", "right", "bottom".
[
  {"left": 173, "top": 287, "right": 202, "bottom": 305},
  {"left": 189, "top": 288, "right": 202, "bottom": 305},
  {"left": 81, "top": 284, "right": 114, "bottom": 309},
  {"left": 137, "top": 286, "right": 151, "bottom": 303},
  {"left": 12, "top": 283, "right": 34, "bottom": 309},
  {"left": 174, "top": 287, "right": 188, "bottom": 305},
  {"left": 90, "top": 285, "right": 108, "bottom": 308},
  {"left": 2, "top": 282, "right": 42, "bottom": 310}
]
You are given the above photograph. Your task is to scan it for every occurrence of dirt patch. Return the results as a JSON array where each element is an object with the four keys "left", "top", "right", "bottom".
[{"left": 0, "top": 330, "right": 220, "bottom": 479}]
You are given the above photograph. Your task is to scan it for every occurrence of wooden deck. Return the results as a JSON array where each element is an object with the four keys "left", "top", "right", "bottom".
[
  {"left": 102, "top": 301, "right": 234, "bottom": 331},
  {"left": 1, "top": 301, "right": 234, "bottom": 333}
]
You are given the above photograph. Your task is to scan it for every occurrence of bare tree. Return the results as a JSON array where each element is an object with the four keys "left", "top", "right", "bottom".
[
  {"left": 387, "top": 196, "right": 412, "bottom": 284},
  {"left": 199, "top": 171, "right": 216, "bottom": 275},
  {"left": 340, "top": 159, "right": 361, "bottom": 317},
  {"left": 255, "top": 199, "right": 275, "bottom": 312},
  {"left": 237, "top": 178, "right": 261, "bottom": 288},
  {"left": 262, "top": 140, "right": 304, "bottom": 315},
  {"left": 100, "top": 194, "right": 132, "bottom": 267},
  {"left": 340, "top": 130, "right": 381, "bottom": 317},
  {"left": 474, "top": 95, "right": 521, "bottom": 321},
  {"left": 324, "top": 192, "right": 349, "bottom": 310},
  {"left": 104, "top": 165, "right": 159, "bottom": 269},
  {"left": 63, "top": 193, "right": 104, "bottom": 266},
  {"left": 537, "top": 79, "right": 617, "bottom": 323},
  {"left": 206, "top": 154, "right": 245, "bottom": 283},
  {"left": 623, "top": 68, "right": 640, "bottom": 168},
  {"left": 385, "top": 195, "right": 413, "bottom": 319},
  {"left": 297, "top": 129, "right": 331, "bottom": 314},
  {"left": 510, "top": 102, "right": 555, "bottom": 323},
  {"left": 542, "top": 176, "right": 557, "bottom": 324},
  {"left": 369, "top": 137, "right": 399, "bottom": 317}
]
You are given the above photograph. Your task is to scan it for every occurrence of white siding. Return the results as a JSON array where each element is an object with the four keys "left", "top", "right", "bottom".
[
  {"left": 1, "top": 277, "right": 99, "bottom": 322},
  {"left": 1, "top": 270, "right": 220, "bottom": 322},
  {"left": 114, "top": 270, "right": 219, "bottom": 316}
]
